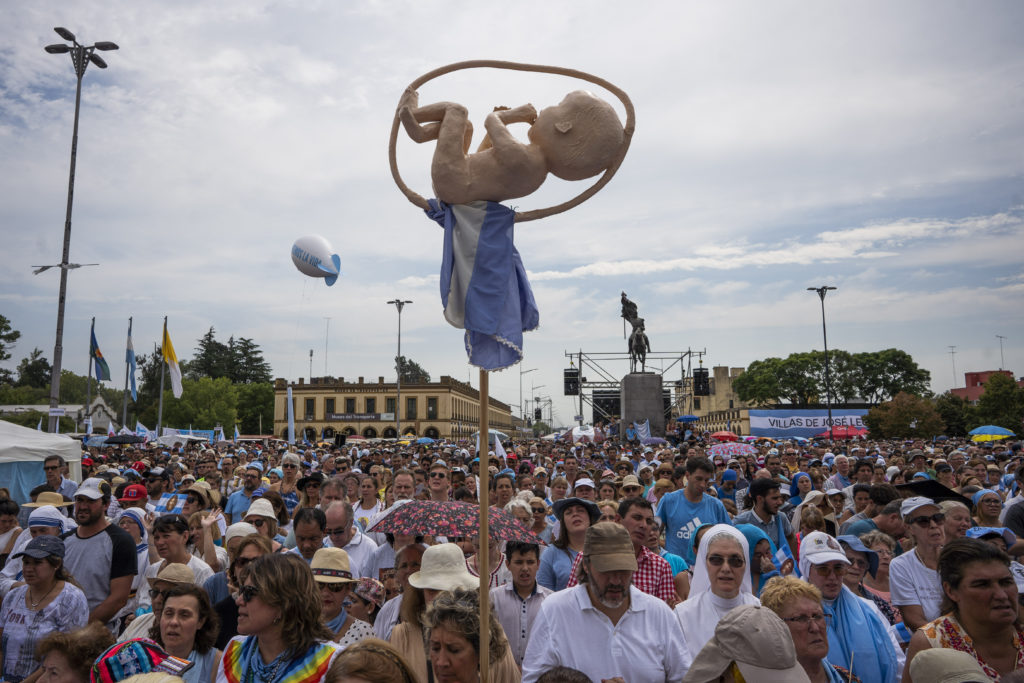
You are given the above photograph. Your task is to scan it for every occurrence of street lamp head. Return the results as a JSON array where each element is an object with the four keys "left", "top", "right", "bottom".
[
  {"left": 54, "top": 27, "right": 76, "bottom": 42},
  {"left": 45, "top": 44, "right": 71, "bottom": 54},
  {"left": 94, "top": 41, "right": 119, "bottom": 51},
  {"left": 88, "top": 53, "right": 108, "bottom": 69}
]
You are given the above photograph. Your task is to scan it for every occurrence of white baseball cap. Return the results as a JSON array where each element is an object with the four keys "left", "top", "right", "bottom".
[
  {"left": 901, "top": 496, "right": 937, "bottom": 519},
  {"left": 799, "top": 531, "right": 850, "bottom": 566}
]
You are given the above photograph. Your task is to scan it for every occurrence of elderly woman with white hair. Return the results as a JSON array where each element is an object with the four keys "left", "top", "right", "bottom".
[{"left": 674, "top": 524, "right": 760, "bottom": 662}]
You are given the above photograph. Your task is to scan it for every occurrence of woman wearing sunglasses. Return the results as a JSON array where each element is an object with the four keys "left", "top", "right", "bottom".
[
  {"left": 799, "top": 531, "right": 902, "bottom": 683},
  {"left": 310, "top": 548, "right": 373, "bottom": 651},
  {"left": 243, "top": 499, "right": 285, "bottom": 553},
  {"left": 673, "top": 524, "right": 759, "bottom": 662},
  {"left": 219, "top": 553, "right": 340, "bottom": 683},
  {"left": 889, "top": 496, "right": 946, "bottom": 632}
]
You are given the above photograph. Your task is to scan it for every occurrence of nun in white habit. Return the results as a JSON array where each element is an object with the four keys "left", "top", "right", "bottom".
[{"left": 673, "top": 523, "right": 761, "bottom": 662}]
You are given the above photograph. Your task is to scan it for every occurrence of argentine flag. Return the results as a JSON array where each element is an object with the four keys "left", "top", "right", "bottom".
[
  {"left": 234, "top": 425, "right": 240, "bottom": 442},
  {"left": 126, "top": 320, "right": 137, "bottom": 401},
  {"left": 426, "top": 199, "right": 538, "bottom": 371}
]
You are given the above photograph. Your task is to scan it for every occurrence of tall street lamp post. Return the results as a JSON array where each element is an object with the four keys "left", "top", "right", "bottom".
[
  {"left": 43, "top": 27, "right": 118, "bottom": 432},
  {"left": 519, "top": 367, "right": 536, "bottom": 426},
  {"left": 387, "top": 299, "right": 412, "bottom": 438},
  {"left": 807, "top": 286, "right": 837, "bottom": 440}
]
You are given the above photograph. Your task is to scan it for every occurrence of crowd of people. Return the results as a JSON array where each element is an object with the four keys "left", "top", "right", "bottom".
[{"left": 0, "top": 431, "right": 1022, "bottom": 682}]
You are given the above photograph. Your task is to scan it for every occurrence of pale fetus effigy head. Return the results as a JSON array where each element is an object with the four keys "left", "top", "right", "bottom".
[{"left": 528, "top": 90, "right": 625, "bottom": 181}]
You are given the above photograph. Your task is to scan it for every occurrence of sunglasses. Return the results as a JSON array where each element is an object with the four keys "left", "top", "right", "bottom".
[
  {"left": 531, "top": 507, "right": 546, "bottom": 514},
  {"left": 44, "top": 465, "right": 61, "bottom": 471},
  {"left": 707, "top": 555, "right": 745, "bottom": 568},
  {"left": 282, "top": 464, "right": 298, "bottom": 469},
  {"left": 908, "top": 513, "right": 945, "bottom": 527},
  {"left": 247, "top": 518, "right": 267, "bottom": 528},
  {"left": 325, "top": 526, "right": 349, "bottom": 536},
  {"left": 429, "top": 472, "right": 447, "bottom": 479},
  {"left": 238, "top": 584, "right": 260, "bottom": 603},
  {"left": 186, "top": 495, "right": 202, "bottom": 505},
  {"left": 317, "top": 581, "right": 348, "bottom": 593},
  {"left": 233, "top": 556, "right": 254, "bottom": 570},
  {"left": 148, "top": 588, "right": 172, "bottom": 600},
  {"left": 812, "top": 564, "right": 848, "bottom": 577}
]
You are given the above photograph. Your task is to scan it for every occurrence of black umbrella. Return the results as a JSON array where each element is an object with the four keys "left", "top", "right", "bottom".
[
  {"left": 103, "top": 434, "right": 146, "bottom": 445},
  {"left": 896, "top": 480, "right": 971, "bottom": 508}
]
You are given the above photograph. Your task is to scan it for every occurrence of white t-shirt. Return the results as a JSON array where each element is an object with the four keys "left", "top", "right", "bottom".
[{"left": 889, "top": 549, "right": 944, "bottom": 622}]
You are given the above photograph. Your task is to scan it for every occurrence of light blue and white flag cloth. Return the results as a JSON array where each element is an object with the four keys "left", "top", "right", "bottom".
[
  {"left": 36, "top": 417, "right": 42, "bottom": 431},
  {"left": 125, "top": 319, "right": 137, "bottom": 402},
  {"left": 234, "top": 425, "right": 240, "bottom": 442},
  {"left": 426, "top": 199, "right": 539, "bottom": 371},
  {"left": 633, "top": 420, "right": 652, "bottom": 440}
]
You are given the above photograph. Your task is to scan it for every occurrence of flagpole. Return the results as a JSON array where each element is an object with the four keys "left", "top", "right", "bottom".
[
  {"left": 477, "top": 368, "right": 491, "bottom": 683},
  {"left": 86, "top": 317, "right": 94, "bottom": 433},
  {"left": 157, "top": 316, "right": 167, "bottom": 438},
  {"left": 122, "top": 316, "right": 132, "bottom": 427}
]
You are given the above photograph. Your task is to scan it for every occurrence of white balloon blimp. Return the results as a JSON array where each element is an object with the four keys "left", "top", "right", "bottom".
[{"left": 291, "top": 235, "right": 341, "bottom": 286}]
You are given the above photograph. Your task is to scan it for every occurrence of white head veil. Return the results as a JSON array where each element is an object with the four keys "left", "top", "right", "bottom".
[{"left": 689, "top": 523, "right": 753, "bottom": 597}]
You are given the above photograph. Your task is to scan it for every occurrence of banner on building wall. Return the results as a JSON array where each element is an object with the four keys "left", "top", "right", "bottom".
[{"left": 748, "top": 409, "right": 868, "bottom": 438}]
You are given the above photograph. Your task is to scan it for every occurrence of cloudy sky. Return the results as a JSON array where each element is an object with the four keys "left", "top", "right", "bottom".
[{"left": 2, "top": 1, "right": 1022, "bottom": 428}]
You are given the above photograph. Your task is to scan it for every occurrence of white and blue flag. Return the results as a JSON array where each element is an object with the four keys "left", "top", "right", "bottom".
[{"left": 427, "top": 199, "right": 539, "bottom": 371}]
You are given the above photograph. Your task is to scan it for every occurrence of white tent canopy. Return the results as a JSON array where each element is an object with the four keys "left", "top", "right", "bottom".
[{"left": 0, "top": 420, "right": 82, "bottom": 504}]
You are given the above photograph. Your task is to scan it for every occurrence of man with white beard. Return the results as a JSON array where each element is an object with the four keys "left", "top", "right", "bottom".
[{"left": 521, "top": 522, "right": 690, "bottom": 682}]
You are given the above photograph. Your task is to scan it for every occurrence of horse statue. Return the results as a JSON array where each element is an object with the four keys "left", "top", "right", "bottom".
[{"left": 629, "top": 319, "right": 650, "bottom": 373}]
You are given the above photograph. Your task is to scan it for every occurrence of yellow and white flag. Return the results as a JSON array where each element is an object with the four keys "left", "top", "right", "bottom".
[{"left": 162, "top": 325, "right": 183, "bottom": 398}]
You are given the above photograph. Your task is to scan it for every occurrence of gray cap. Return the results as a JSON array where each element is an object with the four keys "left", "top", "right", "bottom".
[{"left": 13, "top": 535, "right": 65, "bottom": 560}]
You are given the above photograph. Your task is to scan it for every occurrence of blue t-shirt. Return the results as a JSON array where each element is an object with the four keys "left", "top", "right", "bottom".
[
  {"left": 224, "top": 489, "right": 253, "bottom": 522},
  {"left": 656, "top": 490, "right": 730, "bottom": 564}
]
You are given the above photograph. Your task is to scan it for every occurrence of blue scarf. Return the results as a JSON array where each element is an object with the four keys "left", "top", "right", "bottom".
[
  {"left": 789, "top": 472, "right": 811, "bottom": 504},
  {"left": 822, "top": 586, "right": 898, "bottom": 683},
  {"left": 326, "top": 607, "right": 348, "bottom": 634},
  {"left": 735, "top": 524, "right": 779, "bottom": 595}
]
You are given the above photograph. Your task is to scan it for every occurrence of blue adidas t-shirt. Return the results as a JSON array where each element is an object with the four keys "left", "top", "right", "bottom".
[{"left": 656, "top": 489, "right": 730, "bottom": 564}]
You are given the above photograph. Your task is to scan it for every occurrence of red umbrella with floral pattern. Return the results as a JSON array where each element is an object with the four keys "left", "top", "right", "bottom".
[{"left": 366, "top": 500, "right": 540, "bottom": 543}]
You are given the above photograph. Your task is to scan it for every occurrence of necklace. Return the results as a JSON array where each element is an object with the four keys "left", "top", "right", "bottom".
[{"left": 29, "top": 581, "right": 58, "bottom": 609}]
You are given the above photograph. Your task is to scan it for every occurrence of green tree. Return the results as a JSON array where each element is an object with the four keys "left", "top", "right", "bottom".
[
  {"left": 396, "top": 356, "right": 430, "bottom": 384},
  {"left": 934, "top": 392, "right": 971, "bottom": 437},
  {"left": 0, "top": 314, "right": 21, "bottom": 385},
  {"left": 235, "top": 382, "right": 274, "bottom": 434},
  {"left": 16, "top": 348, "right": 51, "bottom": 388},
  {"left": 0, "top": 410, "right": 75, "bottom": 432},
  {"left": 532, "top": 420, "right": 551, "bottom": 437},
  {"left": 973, "top": 373, "right": 1024, "bottom": 436},
  {"left": 189, "top": 327, "right": 231, "bottom": 380},
  {"left": 851, "top": 349, "right": 931, "bottom": 405},
  {"left": 161, "top": 377, "right": 238, "bottom": 429},
  {"left": 864, "top": 392, "right": 945, "bottom": 438},
  {"left": 229, "top": 337, "right": 272, "bottom": 384},
  {"left": 733, "top": 357, "right": 785, "bottom": 406}
]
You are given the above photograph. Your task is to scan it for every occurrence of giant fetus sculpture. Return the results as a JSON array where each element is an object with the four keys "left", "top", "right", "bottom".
[{"left": 390, "top": 61, "right": 634, "bottom": 370}]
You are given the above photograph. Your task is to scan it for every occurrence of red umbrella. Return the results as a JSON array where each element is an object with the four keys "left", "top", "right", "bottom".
[
  {"left": 366, "top": 500, "right": 540, "bottom": 543},
  {"left": 815, "top": 425, "right": 867, "bottom": 439},
  {"left": 710, "top": 430, "right": 739, "bottom": 442}
]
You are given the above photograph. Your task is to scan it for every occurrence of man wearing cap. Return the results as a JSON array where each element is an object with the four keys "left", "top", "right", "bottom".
[
  {"left": 118, "top": 483, "right": 150, "bottom": 513},
  {"left": 565, "top": 497, "right": 676, "bottom": 605},
  {"left": 522, "top": 522, "right": 690, "bottom": 682},
  {"left": 798, "top": 531, "right": 903, "bottom": 682},
  {"left": 224, "top": 462, "right": 262, "bottom": 525},
  {"left": 62, "top": 478, "right": 137, "bottom": 627},
  {"left": 656, "top": 458, "right": 730, "bottom": 565},
  {"left": 144, "top": 467, "right": 171, "bottom": 509},
  {"left": 889, "top": 496, "right": 945, "bottom": 631}
]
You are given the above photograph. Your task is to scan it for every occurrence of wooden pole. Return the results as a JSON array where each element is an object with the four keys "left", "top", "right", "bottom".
[{"left": 478, "top": 369, "right": 490, "bottom": 682}]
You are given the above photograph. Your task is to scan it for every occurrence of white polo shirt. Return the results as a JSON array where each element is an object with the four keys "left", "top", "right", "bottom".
[{"left": 521, "top": 584, "right": 691, "bottom": 683}]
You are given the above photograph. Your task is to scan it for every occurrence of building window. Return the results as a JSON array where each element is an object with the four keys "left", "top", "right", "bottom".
[
  {"left": 365, "top": 397, "right": 376, "bottom": 414},
  {"left": 406, "top": 397, "right": 417, "bottom": 420},
  {"left": 427, "top": 397, "right": 438, "bottom": 420},
  {"left": 345, "top": 397, "right": 356, "bottom": 413},
  {"left": 386, "top": 397, "right": 396, "bottom": 415},
  {"left": 325, "top": 398, "right": 335, "bottom": 415},
  {"left": 694, "top": 398, "right": 701, "bottom": 410},
  {"left": 304, "top": 398, "right": 315, "bottom": 420},
  {"left": 729, "top": 399, "right": 734, "bottom": 409}
]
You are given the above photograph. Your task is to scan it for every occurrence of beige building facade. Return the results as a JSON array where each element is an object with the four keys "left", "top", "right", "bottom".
[
  {"left": 273, "top": 375, "right": 513, "bottom": 441},
  {"left": 676, "top": 366, "right": 753, "bottom": 436}
]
